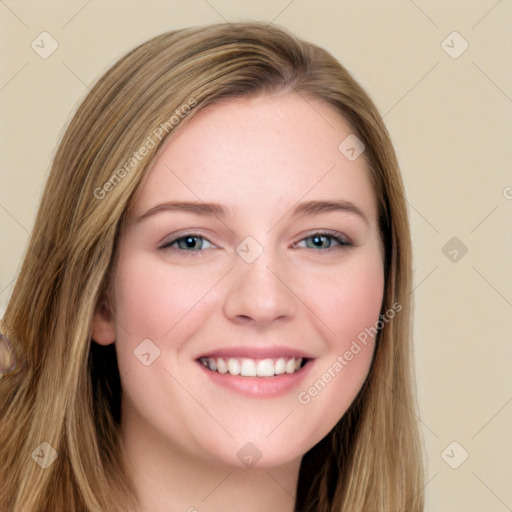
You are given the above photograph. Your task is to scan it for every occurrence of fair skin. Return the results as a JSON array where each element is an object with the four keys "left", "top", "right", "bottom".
[{"left": 93, "top": 92, "right": 384, "bottom": 512}]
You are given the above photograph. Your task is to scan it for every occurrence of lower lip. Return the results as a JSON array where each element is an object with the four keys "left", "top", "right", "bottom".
[{"left": 197, "top": 360, "right": 314, "bottom": 398}]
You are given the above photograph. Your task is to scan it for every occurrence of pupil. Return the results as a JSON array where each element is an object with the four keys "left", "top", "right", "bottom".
[{"left": 313, "top": 236, "right": 327, "bottom": 248}]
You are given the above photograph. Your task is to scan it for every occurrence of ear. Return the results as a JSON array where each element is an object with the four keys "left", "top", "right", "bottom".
[
  {"left": 0, "top": 333, "right": 16, "bottom": 373},
  {"left": 91, "top": 300, "right": 116, "bottom": 346}
]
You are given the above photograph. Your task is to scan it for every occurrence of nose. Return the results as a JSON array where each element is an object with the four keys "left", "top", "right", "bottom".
[{"left": 222, "top": 248, "right": 297, "bottom": 326}]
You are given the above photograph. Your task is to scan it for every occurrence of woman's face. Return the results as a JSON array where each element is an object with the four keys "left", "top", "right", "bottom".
[{"left": 95, "top": 92, "right": 384, "bottom": 469}]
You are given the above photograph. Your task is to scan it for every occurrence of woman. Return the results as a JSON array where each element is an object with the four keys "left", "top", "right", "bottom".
[{"left": 0, "top": 22, "right": 424, "bottom": 512}]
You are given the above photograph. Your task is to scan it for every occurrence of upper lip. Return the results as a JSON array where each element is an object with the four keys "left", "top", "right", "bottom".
[{"left": 195, "top": 345, "right": 315, "bottom": 360}]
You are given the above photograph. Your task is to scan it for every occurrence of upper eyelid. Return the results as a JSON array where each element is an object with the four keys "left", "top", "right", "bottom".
[
  {"left": 160, "top": 230, "right": 351, "bottom": 249},
  {"left": 159, "top": 233, "right": 215, "bottom": 249},
  {"left": 292, "top": 232, "right": 352, "bottom": 247}
]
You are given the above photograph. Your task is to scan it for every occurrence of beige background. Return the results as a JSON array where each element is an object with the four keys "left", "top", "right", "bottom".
[{"left": 1, "top": 1, "right": 511, "bottom": 510}]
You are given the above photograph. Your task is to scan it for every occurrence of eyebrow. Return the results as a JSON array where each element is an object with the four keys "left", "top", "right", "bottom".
[{"left": 136, "top": 199, "right": 369, "bottom": 224}]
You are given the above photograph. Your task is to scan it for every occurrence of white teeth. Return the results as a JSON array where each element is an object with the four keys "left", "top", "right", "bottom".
[
  {"left": 216, "top": 358, "right": 228, "bottom": 374},
  {"left": 240, "top": 358, "right": 257, "bottom": 377},
  {"left": 285, "top": 359, "right": 296, "bottom": 374},
  {"left": 274, "top": 358, "right": 286, "bottom": 375},
  {"left": 227, "top": 358, "right": 241, "bottom": 375},
  {"left": 200, "top": 356, "right": 305, "bottom": 377},
  {"left": 256, "top": 358, "right": 274, "bottom": 377}
]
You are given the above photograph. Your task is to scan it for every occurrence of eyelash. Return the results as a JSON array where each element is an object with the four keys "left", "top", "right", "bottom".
[{"left": 158, "top": 230, "right": 353, "bottom": 253}]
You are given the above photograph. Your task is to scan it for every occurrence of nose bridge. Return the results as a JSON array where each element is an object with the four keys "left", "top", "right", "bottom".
[
  {"left": 223, "top": 238, "right": 296, "bottom": 323},
  {"left": 238, "top": 248, "right": 277, "bottom": 290}
]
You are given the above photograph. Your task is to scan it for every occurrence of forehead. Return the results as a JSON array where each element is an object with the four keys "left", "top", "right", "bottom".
[{"left": 131, "top": 92, "right": 378, "bottom": 224}]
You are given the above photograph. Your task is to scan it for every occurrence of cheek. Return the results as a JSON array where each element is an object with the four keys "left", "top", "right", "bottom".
[
  {"left": 110, "top": 251, "right": 229, "bottom": 375},
  {"left": 113, "top": 252, "right": 216, "bottom": 332},
  {"left": 294, "top": 251, "right": 384, "bottom": 431},
  {"left": 308, "top": 252, "right": 385, "bottom": 347}
]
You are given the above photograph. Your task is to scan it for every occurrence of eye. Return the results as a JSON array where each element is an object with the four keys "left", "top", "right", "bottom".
[
  {"left": 159, "top": 234, "right": 216, "bottom": 251},
  {"left": 293, "top": 231, "right": 352, "bottom": 250}
]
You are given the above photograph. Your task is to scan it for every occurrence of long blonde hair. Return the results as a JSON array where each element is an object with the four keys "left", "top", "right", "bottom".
[{"left": 0, "top": 22, "right": 424, "bottom": 512}]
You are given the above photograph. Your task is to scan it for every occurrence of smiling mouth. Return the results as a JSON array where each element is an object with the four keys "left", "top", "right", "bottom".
[{"left": 198, "top": 356, "right": 309, "bottom": 377}]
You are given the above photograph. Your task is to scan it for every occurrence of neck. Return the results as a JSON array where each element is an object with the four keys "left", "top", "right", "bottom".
[{"left": 119, "top": 409, "right": 301, "bottom": 512}]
